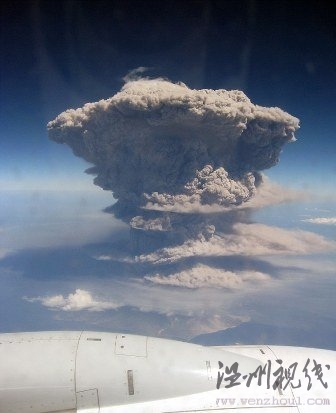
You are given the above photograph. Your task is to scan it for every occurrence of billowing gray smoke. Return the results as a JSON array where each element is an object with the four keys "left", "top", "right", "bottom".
[{"left": 48, "top": 78, "right": 299, "bottom": 251}]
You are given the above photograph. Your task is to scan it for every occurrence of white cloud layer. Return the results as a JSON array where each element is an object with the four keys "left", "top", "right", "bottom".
[
  {"left": 20, "top": 249, "right": 336, "bottom": 340},
  {"left": 24, "top": 289, "right": 120, "bottom": 312},
  {"left": 145, "top": 264, "right": 270, "bottom": 289},
  {"left": 302, "top": 217, "right": 336, "bottom": 225}
]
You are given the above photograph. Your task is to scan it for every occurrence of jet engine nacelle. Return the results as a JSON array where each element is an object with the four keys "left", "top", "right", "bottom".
[{"left": 0, "top": 331, "right": 334, "bottom": 412}]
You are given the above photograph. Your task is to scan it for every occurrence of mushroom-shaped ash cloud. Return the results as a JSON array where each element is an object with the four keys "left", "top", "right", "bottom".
[{"left": 48, "top": 78, "right": 299, "bottom": 251}]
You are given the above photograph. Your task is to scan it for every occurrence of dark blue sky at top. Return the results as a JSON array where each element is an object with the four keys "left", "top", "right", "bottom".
[{"left": 1, "top": 0, "right": 336, "bottom": 191}]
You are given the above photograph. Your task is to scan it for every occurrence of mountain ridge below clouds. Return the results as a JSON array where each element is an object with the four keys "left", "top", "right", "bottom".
[{"left": 191, "top": 321, "right": 336, "bottom": 351}]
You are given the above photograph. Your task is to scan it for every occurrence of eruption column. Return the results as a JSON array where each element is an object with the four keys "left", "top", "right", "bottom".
[{"left": 48, "top": 79, "right": 299, "bottom": 251}]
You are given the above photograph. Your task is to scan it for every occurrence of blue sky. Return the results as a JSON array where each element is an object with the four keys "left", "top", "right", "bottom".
[{"left": 1, "top": 0, "right": 335, "bottom": 347}]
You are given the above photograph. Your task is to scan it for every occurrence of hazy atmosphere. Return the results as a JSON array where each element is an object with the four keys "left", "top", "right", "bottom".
[{"left": 1, "top": 0, "right": 335, "bottom": 348}]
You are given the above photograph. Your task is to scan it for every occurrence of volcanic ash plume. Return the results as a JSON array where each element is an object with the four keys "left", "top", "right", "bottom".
[{"left": 48, "top": 78, "right": 299, "bottom": 251}]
